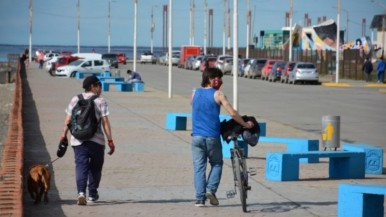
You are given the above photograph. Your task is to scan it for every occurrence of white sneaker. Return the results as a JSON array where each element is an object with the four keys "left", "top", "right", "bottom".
[{"left": 77, "top": 192, "right": 87, "bottom": 205}]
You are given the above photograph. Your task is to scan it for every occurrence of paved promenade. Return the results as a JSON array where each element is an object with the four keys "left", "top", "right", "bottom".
[{"left": 19, "top": 64, "right": 386, "bottom": 217}]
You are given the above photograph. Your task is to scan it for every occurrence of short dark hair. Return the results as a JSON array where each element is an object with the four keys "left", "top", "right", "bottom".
[
  {"left": 201, "top": 67, "right": 223, "bottom": 87},
  {"left": 127, "top": 69, "right": 132, "bottom": 74}
]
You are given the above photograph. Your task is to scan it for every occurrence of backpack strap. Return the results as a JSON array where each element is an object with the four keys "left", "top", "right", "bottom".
[{"left": 77, "top": 94, "right": 84, "bottom": 100}]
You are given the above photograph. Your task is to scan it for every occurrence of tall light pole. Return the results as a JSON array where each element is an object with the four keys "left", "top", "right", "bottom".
[
  {"left": 222, "top": 0, "right": 226, "bottom": 55},
  {"left": 168, "top": 0, "right": 173, "bottom": 99},
  {"left": 232, "top": 0, "right": 238, "bottom": 110},
  {"left": 335, "top": 0, "right": 341, "bottom": 83},
  {"left": 29, "top": 0, "right": 32, "bottom": 62},
  {"left": 289, "top": 0, "right": 293, "bottom": 62},
  {"left": 133, "top": 0, "right": 138, "bottom": 71},
  {"left": 204, "top": 0, "right": 207, "bottom": 54},
  {"left": 77, "top": 0, "right": 80, "bottom": 53},
  {"left": 108, "top": 0, "right": 111, "bottom": 53},
  {"left": 246, "top": 0, "right": 250, "bottom": 58},
  {"left": 151, "top": 5, "right": 157, "bottom": 53}
]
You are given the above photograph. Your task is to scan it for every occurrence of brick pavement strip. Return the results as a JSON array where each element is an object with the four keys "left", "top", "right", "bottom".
[{"left": 2, "top": 64, "right": 385, "bottom": 217}]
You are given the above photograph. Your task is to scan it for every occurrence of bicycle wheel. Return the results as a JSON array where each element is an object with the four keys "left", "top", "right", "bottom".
[{"left": 233, "top": 150, "right": 247, "bottom": 212}]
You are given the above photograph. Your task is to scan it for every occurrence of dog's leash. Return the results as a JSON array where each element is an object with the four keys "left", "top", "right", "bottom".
[{"left": 45, "top": 157, "right": 60, "bottom": 167}]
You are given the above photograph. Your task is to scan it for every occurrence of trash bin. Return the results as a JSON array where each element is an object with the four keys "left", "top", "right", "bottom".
[{"left": 321, "top": 115, "right": 340, "bottom": 150}]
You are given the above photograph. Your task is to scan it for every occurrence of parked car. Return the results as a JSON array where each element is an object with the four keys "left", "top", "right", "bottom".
[
  {"left": 235, "top": 58, "right": 250, "bottom": 77},
  {"left": 47, "top": 55, "right": 79, "bottom": 75},
  {"left": 171, "top": 53, "right": 180, "bottom": 66},
  {"left": 280, "top": 61, "right": 296, "bottom": 83},
  {"left": 185, "top": 55, "right": 197, "bottom": 69},
  {"left": 215, "top": 55, "right": 232, "bottom": 72},
  {"left": 268, "top": 61, "right": 287, "bottom": 82},
  {"left": 55, "top": 59, "right": 110, "bottom": 78},
  {"left": 222, "top": 57, "right": 233, "bottom": 75},
  {"left": 117, "top": 52, "right": 127, "bottom": 64},
  {"left": 140, "top": 51, "right": 157, "bottom": 64},
  {"left": 261, "top": 59, "right": 281, "bottom": 80},
  {"left": 288, "top": 62, "right": 319, "bottom": 84},
  {"left": 102, "top": 53, "right": 119, "bottom": 68},
  {"left": 246, "top": 58, "right": 267, "bottom": 79},
  {"left": 192, "top": 55, "right": 204, "bottom": 70},
  {"left": 44, "top": 52, "right": 60, "bottom": 62},
  {"left": 200, "top": 56, "right": 217, "bottom": 72}
]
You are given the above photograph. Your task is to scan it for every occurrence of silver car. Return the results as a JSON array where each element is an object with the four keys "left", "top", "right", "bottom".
[{"left": 288, "top": 62, "right": 319, "bottom": 85}]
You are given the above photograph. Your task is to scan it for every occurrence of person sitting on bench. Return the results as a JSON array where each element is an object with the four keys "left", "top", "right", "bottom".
[{"left": 126, "top": 69, "right": 143, "bottom": 83}]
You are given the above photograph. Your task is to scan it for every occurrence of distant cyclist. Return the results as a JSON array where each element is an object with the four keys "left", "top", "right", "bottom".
[{"left": 190, "top": 67, "right": 253, "bottom": 207}]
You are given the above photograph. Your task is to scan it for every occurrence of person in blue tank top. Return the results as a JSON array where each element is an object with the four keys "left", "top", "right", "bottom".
[{"left": 191, "top": 67, "right": 254, "bottom": 207}]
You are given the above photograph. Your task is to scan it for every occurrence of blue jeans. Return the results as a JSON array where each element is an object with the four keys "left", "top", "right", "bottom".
[
  {"left": 191, "top": 136, "right": 223, "bottom": 201},
  {"left": 377, "top": 70, "right": 385, "bottom": 83},
  {"left": 73, "top": 141, "right": 105, "bottom": 197}
]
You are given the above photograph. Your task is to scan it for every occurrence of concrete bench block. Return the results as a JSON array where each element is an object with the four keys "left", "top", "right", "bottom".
[
  {"left": 338, "top": 183, "right": 386, "bottom": 217},
  {"left": 342, "top": 143, "right": 383, "bottom": 175},
  {"left": 165, "top": 113, "right": 233, "bottom": 131},
  {"left": 133, "top": 82, "right": 144, "bottom": 92},
  {"left": 75, "top": 71, "right": 102, "bottom": 79},
  {"left": 101, "top": 81, "right": 132, "bottom": 92},
  {"left": 266, "top": 151, "right": 365, "bottom": 181},
  {"left": 260, "top": 137, "right": 319, "bottom": 163}
]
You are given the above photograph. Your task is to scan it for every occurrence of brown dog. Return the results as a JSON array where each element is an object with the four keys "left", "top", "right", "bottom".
[{"left": 27, "top": 164, "right": 51, "bottom": 204}]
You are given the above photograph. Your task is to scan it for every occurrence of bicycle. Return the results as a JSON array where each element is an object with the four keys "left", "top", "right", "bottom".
[{"left": 226, "top": 134, "right": 256, "bottom": 212}]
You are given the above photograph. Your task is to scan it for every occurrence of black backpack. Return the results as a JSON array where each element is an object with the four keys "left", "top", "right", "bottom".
[{"left": 68, "top": 94, "right": 99, "bottom": 140}]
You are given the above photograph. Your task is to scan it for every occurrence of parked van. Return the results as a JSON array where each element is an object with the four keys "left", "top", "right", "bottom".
[{"left": 55, "top": 59, "right": 110, "bottom": 77}]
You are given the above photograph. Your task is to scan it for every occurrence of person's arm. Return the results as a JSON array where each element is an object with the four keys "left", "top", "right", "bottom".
[
  {"left": 61, "top": 114, "right": 71, "bottom": 138},
  {"left": 101, "top": 115, "right": 115, "bottom": 155},
  {"left": 214, "top": 90, "right": 253, "bottom": 128}
]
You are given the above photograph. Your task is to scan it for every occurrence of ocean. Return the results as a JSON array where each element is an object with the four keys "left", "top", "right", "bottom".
[{"left": 0, "top": 44, "right": 169, "bottom": 62}]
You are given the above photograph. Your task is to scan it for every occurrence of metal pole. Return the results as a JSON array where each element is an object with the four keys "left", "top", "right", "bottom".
[
  {"left": 189, "top": 1, "right": 192, "bottom": 45},
  {"left": 168, "top": 0, "right": 173, "bottom": 99},
  {"left": 77, "top": 0, "right": 80, "bottom": 53},
  {"left": 151, "top": 6, "right": 155, "bottom": 54},
  {"left": 223, "top": 0, "right": 226, "bottom": 55},
  {"left": 246, "top": 0, "right": 250, "bottom": 58},
  {"left": 289, "top": 0, "right": 293, "bottom": 62},
  {"left": 232, "top": 0, "right": 238, "bottom": 110},
  {"left": 335, "top": 0, "right": 340, "bottom": 83},
  {"left": 192, "top": 0, "right": 195, "bottom": 45},
  {"left": 133, "top": 0, "right": 137, "bottom": 71},
  {"left": 29, "top": 0, "right": 32, "bottom": 63},
  {"left": 204, "top": 0, "right": 207, "bottom": 54},
  {"left": 108, "top": 0, "right": 111, "bottom": 53}
]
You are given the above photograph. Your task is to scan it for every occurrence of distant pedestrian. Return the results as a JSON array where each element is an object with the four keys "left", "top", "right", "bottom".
[
  {"left": 362, "top": 57, "right": 373, "bottom": 82},
  {"left": 190, "top": 67, "right": 254, "bottom": 207},
  {"left": 58, "top": 75, "right": 115, "bottom": 205},
  {"left": 376, "top": 57, "right": 386, "bottom": 83},
  {"left": 126, "top": 69, "right": 142, "bottom": 83},
  {"left": 19, "top": 49, "right": 29, "bottom": 75}
]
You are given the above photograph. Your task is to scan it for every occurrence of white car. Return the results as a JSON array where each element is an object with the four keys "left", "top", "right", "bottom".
[
  {"left": 140, "top": 52, "right": 156, "bottom": 64},
  {"left": 45, "top": 56, "right": 60, "bottom": 72},
  {"left": 44, "top": 52, "right": 60, "bottom": 62},
  {"left": 55, "top": 59, "right": 110, "bottom": 78}
]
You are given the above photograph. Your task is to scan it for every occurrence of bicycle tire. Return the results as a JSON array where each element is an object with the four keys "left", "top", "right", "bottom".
[{"left": 234, "top": 150, "right": 247, "bottom": 212}]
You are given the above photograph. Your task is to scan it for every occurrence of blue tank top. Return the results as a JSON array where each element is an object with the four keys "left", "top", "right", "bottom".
[{"left": 192, "top": 88, "right": 220, "bottom": 137}]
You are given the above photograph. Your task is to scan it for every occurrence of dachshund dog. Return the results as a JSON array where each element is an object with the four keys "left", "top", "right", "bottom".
[{"left": 27, "top": 164, "right": 51, "bottom": 204}]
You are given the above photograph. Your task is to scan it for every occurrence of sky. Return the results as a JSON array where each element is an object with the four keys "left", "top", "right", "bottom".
[{"left": 0, "top": 0, "right": 384, "bottom": 48}]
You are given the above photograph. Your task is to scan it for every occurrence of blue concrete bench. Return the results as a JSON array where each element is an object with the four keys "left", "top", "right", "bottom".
[
  {"left": 132, "top": 82, "right": 144, "bottom": 92},
  {"left": 342, "top": 143, "right": 383, "bottom": 175},
  {"left": 265, "top": 151, "right": 365, "bottom": 181},
  {"left": 96, "top": 76, "right": 125, "bottom": 82},
  {"left": 259, "top": 137, "right": 319, "bottom": 163},
  {"left": 101, "top": 81, "right": 132, "bottom": 92},
  {"left": 338, "top": 183, "right": 386, "bottom": 217},
  {"left": 75, "top": 71, "right": 102, "bottom": 79},
  {"left": 165, "top": 113, "right": 233, "bottom": 131}
]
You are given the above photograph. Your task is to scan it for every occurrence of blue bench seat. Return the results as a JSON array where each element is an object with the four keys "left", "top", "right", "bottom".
[
  {"left": 96, "top": 76, "right": 125, "bottom": 82},
  {"left": 266, "top": 151, "right": 365, "bottom": 181},
  {"left": 342, "top": 143, "right": 383, "bottom": 175},
  {"left": 165, "top": 113, "right": 233, "bottom": 131},
  {"left": 101, "top": 81, "right": 132, "bottom": 92},
  {"left": 338, "top": 183, "right": 386, "bottom": 217}
]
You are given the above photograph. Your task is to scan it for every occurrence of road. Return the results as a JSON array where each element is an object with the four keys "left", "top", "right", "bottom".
[{"left": 122, "top": 63, "right": 386, "bottom": 149}]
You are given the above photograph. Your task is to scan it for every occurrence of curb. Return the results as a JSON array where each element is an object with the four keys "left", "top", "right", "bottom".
[{"left": 321, "top": 82, "right": 352, "bottom": 87}]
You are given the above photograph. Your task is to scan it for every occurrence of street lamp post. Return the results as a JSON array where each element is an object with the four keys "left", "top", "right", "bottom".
[
  {"left": 29, "top": 0, "right": 32, "bottom": 62},
  {"left": 77, "top": 0, "right": 80, "bottom": 53},
  {"left": 289, "top": 0, "right": 293, "bottom": 62},
  {"left": 133, "top": 0, "right": 137, "bottom": 71},
  {"left": 335, "top": 0, "right": 341, "bottom": 83},
  {"left": 108, "top": 0, "right": 111, "bottom": 53},
  {"left": 151, "top": 5, "right": 157, "bottom": 54}
]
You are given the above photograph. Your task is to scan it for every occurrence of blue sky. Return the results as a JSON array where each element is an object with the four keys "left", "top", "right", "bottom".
[{"left": 0, "top": 0, "right": 384, "bottom": 47}]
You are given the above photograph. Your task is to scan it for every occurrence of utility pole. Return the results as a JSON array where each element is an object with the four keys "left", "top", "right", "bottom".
[
  {"left": 204, "top": 0, "right": 207, "bottom": 54},
  {"left": 289, "top": 0, "right": 293, "bottom": 62},
  {"left": 335, "top": 0, "right": 341, "bottom": 83},
  {"left": 133, "top": 0, "right": 137, "bottom": 71},
  {"left": 246, "top": 0, "right": 250, "bottom": 58},
  {"left": 223, "top": 0, "right": 226, "bottom": 55},
  {"left": 151, "top": 6, "right": 156, "bottom": 54},
  {"left": 168, "top": 0, "right": 173, "bottom": 99},
  {"left": 108, "top": 0, "right": 111, "bottom": 53},
  {"left": 77, "top": 0, "right": 80, "bottom": 53},
  {"left": 232, "top": 0, "right": 238, "bottom": 110},
  {"left": 29, "top": 0, "right": 32, "bottom": 62}
]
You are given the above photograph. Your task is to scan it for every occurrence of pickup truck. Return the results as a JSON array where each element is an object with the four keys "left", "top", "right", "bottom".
[{"left": 140, "top": 52, "right": 156, "bottom": 64}]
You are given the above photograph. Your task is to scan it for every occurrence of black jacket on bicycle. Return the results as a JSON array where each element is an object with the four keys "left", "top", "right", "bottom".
[{"left": 220, "top": 116, "right": 260, "bottom": 146}]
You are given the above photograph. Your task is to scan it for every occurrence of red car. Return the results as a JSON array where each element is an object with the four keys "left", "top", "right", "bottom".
[
  {"left": 261, "top": 59, "right": 281, "bottom": 80},
  {"left": 49, "top": 56, "right": 79, "bottom": 76},
  {"left": 200, "top": 56, "right": 217, "bottom": 72},
  {"left": 117, "top": 53, "right": 127, "bottom": 64}
]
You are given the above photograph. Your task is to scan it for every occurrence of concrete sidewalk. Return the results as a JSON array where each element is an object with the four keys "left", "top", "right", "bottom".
[{"left": 22, "top": 65, "right": 385, "bottom": 217}]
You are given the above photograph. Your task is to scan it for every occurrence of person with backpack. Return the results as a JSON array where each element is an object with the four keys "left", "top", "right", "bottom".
[
  {"left": 57, "top": 75, "right": 115, "bottom": 205},
  {"left": 362, "top": 57, "right": 373, "bottom": 82}
]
